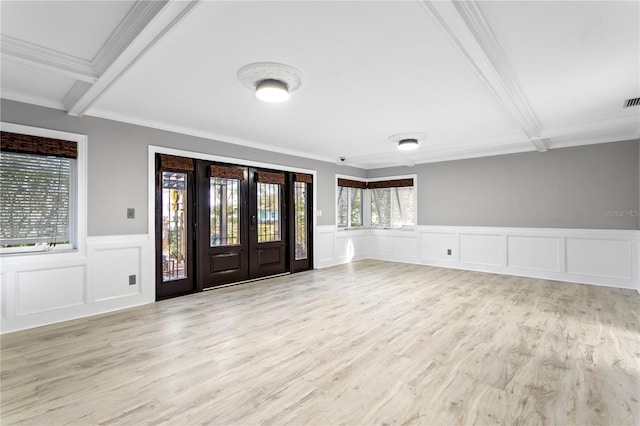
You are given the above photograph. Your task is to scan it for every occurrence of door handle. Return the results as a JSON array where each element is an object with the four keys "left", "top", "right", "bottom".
[{"left": 251, "top": 215, "right": 257, "bottom": 225}]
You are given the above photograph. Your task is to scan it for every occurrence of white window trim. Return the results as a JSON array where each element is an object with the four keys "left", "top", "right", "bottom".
[
  {"left": 0, "top": 122, "right": 88, "bottom": 261},
  {"left": 335, "top": 174, "right": 367, "bottom": 229},
  {"left": 335, "top": 173, "right": 418, "bottom": 230}
]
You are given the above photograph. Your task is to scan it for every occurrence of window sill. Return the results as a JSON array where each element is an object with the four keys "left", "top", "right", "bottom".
[
  {"left": 1, "top": 245, "right": 76, "bottom": 256},
  {"left": 337, "top": 227, "right": 415, "bottom": 231}
]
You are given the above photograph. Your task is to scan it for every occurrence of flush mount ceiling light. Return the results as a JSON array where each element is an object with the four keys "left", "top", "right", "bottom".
[
  {"left": 255, "top": 79, "right": 289, "bottom": 103},
  {"left": 238, "top": 62, "right": 303, "bottom": 103},
  {"left": 389, "top": 132, "right": 428, "bottom": 151},
  {"left": 397, "top": 138, "right": 419, "bottom": 151}
]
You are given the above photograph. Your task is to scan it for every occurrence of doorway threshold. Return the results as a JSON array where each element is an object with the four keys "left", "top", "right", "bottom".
[{"left": 203, "top": 272, "right": 291, "bottom": 291}]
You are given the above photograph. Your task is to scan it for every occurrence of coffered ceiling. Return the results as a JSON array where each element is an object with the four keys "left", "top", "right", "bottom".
[{"left": 1, "top": 1, "right": 638, "bottom": 169}]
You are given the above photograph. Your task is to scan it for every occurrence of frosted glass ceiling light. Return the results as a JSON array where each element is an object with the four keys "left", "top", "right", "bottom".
[
  {"left": 389, "top": 132, "right": 428, "bottom": 151},
  {"left": 238, "top": 62, "right": 303, "bottom": 104},
  {"left": 255, "top": 79, "right": 289, "bottom": 103},
  {"left": 397, "top": 138, "right": 419, "bottom": 151}
]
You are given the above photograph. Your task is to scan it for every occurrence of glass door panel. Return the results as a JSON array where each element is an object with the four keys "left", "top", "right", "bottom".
[
  {"left": 210, "top": 177, "right": 240, "bottom": 246},
  {"left": 257, "top": 182, "right": 281, "bottom": 243}
]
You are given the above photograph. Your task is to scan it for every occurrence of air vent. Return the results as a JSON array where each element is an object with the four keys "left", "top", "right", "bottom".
[{"left": 624, "top": 97, "right": 640, "bottom": 108}]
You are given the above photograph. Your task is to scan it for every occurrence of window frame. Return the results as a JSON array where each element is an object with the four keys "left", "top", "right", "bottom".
[
  {"left": 335, "top": 174, "right": 417, "bottom": 230},
  {"left": 0, "top": 122, "right": 87, "bottom": 258},
  {"left": 335, "top": 175, "right": 367, "bottom": 229}
]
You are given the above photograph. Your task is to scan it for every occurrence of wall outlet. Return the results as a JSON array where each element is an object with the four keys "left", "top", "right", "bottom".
[
  {"left": 128, "top": 274, "right": 136, "bottom": 285},
  {"left": 447, "top": 249, "right": 452, "bottom": 255},
  {"left": 127, "top": 208, "right": 135, "bottom": 219}
]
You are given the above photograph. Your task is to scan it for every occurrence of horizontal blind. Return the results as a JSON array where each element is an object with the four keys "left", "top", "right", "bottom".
[{"left": 0, "top": 152, "right": 71, "bottom": 246}]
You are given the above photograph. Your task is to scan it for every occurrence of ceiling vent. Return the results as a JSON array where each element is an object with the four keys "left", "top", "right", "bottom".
[{"left": 623, "top": 97, "right": 640, "bottom": 108}]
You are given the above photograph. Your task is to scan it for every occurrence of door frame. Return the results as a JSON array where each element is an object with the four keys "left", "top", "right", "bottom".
[{"left": 148, "top": 146, "right": 317, "bottom": 298}]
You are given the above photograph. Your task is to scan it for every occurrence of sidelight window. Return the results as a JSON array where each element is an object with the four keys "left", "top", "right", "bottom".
[
  {"left": 162, "top": 172, "right": 188, "bottom": 281},
  {"left": 294, "top": 181, "right": 308, "bottom": 260}
]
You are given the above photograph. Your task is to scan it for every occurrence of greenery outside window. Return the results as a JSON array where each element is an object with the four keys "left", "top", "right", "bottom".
[
  {"left": 371, "top": 186, "right": 415, "bottom": 228},
  {"left": 336, "top": 175, "right": 415, "bottom": 229}
]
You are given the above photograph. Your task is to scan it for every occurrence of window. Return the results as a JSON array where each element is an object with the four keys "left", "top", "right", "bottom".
[
  {"left": 294, "top": 181, "right": 308, "bottom": 260},
  {"left": 337, "top": 178, "right": 365, "bottom": 228},
  {"left": 255, "top": 171, "right": 285, "bottom": 243},
  {"left": 1, "top": 130, "right": 79, "bottom": 254},
  {"left": 370, "top": 178, "right": 415, "bottom": 228},
  {"left": 162, "top": 172, "right": 188, "bottom": 281},
  {"left": 210, "top": 177, "right": 241, "bottom": 246},
  {"left": 336, "top": 175, "right": 415, "bottom": 229},
  {"left": 257, "top": 182, "right": 281, "bottom": 242},
  {"left": 371, "top": 186, "right": 415, "bottom": 228}
]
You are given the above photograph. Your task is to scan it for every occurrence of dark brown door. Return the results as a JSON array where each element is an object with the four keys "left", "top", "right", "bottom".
[
  {"left": 289, "top": 173, "right": 313, "bottom": 273},
  {"left": 155, "top": 155, "right": 196, "bottom": 300},
  {"left": 248, "top": 169, "right": 287, "bottom": 279},
  {"left": 197, "top": 161, "right": 249, "bottom": 289}
]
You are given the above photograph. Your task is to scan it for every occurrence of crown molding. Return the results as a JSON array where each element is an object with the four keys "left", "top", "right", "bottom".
[
  {"left": 1, "top": 90, "right": 65, "bottom": 111},
  {"left": 64, "top": 1, "right": 200, "bottom": 117},
  {"left": 85, "top": 107, "right": 338, "bottom": 165},
  {"left": 1, "top": 35, "right": 97, "bottom": 83},
  {"left": 542, "top": 114, "right": 640, "bottom": 140},
  {"left": 422, "top": 1, "right": 546, "bottom": 152}
]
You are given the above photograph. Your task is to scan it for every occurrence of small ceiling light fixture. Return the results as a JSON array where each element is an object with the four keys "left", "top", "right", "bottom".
[
  {"left": 238, "top": 62, "right": 303, "bottom": 103},
  {"left": 255, "top": 79, "right": 289, "bottom": 103},
  {"left": 397, "top": 138, "right": 419, "bottom": 151},
  {"left": 389, "top": 132, "right": 428, "bottom": 151}
]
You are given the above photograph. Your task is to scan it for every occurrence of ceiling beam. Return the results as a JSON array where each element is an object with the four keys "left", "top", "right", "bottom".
[
  {"left": 422, "top": 0, "right": 548, "bottom": 152},
  {"left": 63, "top": 0, "right": 200, "bottom": 117},
  {"left": 1, "top": 35, "right": 97, "bottom": 83}
]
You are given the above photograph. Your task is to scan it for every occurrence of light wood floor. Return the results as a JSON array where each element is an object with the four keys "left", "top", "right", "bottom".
[{"left": 2, "top": 260, "right": 639, "bottom": 425}]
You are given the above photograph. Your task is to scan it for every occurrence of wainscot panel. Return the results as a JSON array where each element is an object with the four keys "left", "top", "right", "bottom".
[
  {"left": 316, "top": 226, "right": 639, "bottom": 291},
  {"left": 1, "top": 235, "right": 153, "bottom": 334}
]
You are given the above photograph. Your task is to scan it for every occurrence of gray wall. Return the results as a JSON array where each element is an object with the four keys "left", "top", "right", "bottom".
[
  {"left": 368, "top": 140, "right": 640, "bottom": 230},
  {"left": 1, "top": 100, "right": 366, "bottom": 235},
  {"left": 3, "top": 99, "right": 638, "bottom": 233}
]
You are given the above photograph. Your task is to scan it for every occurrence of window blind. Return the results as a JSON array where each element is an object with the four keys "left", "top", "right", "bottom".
[
  {"left": 368, "top": 178, "right": 414, "bottom": 189},
  {"left": 0, "top": 151, "right": 71, "bottom": 246},
  {"left": 256, "top": 171, "right": 285, "bottom": 185},
  {"left": 337, "top": 178, "right": 367, "bottom": 189}
]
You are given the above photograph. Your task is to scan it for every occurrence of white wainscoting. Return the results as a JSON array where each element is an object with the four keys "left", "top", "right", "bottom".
[
  {"left": 317, "top": 226, "right": 640, "bottom": 291},
  {"left": 317, "top": 226, "right": 368, "bottom": 268},
  {"left": 0, "top": 234, "right": 153, "bottom": 334}
]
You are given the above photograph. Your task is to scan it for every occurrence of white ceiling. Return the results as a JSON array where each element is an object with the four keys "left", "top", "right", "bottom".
[{"left": 1, "top": 1, "right": 638, "bottom": 169}]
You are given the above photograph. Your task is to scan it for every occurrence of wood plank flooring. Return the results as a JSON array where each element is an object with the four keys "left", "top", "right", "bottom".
[{"left": 2, "top": 260, "right": 639, "bottom": 425}]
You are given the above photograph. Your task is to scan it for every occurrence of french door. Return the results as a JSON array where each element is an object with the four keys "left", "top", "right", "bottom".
[
  {"left": 156, "top": 154, "right": 313, "bottom": 298},
  {"left": 197, "top": 162, "right": 290, "bottom": 289}
]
